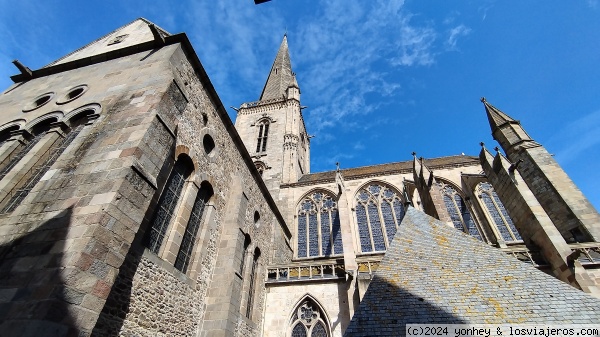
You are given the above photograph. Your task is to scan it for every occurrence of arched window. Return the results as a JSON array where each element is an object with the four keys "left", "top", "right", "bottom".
[
  {"left": 289, "top": 298, "right": 330, "bottom": 337},
  {"left": 174, "top": 182, "right": 213, "bottom": 273},
  {"left": 246, "top": 247, "right": 260, "bottom": 319},
  {"left": 0, "top": 111, "right": 94, "bottom": 214},
  {"left": 256, "top": 120, "right": 269, "bottom": 153},
  {"left": 355, "top": 183, "right": 405, "bottom": 253},
  {"left": 0, "top": 130, "right": 44, "bottom": 182},
  {"left": 145, "top": 156, "right": 193, "bottom": 253},
  {"left": 476, "top": 182, "right": 522, "bottom": 242},
  {"left": 440, "top": 183, "right": 483, "bottom": 241},
  {"left": 297, "top": 192, "right": 343, "bottom": 258}
]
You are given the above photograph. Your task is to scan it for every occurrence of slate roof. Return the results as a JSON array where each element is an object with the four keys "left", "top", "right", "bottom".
[
  {"left": 259, "top": 35, "right": 296, "bottom": 101},
  {"left": 294, "top": 155, "right": 480, "bottom": 185},
  {"left": 344, "top": 208, "right": 600, "bottom": 336}
]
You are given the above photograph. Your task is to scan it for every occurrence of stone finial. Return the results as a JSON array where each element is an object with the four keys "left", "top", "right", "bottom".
[
  {"left": 480, "top": 97, "right": 487, "bottom": 103},
  {"left": 411, "top": 151, "right": 417, "bottom": 157},
  {"left": 336, "top": 162, "right": 340, "bottom": 171},
  {"left": 494, "top": 146, "right": 500, "bottom": 152},
  {"left": 479, "top": 142, "right": 485, "bottom": 147}
]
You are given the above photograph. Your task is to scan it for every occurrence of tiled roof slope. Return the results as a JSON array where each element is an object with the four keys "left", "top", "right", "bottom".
[
  {"left": 295, "top": 155, "right": 479, "bottom": 185},
  {"left": 344, "top": 208, "right": 600, "bottom": 336}
]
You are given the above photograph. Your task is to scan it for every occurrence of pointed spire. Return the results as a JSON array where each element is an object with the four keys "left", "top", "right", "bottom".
[
  {"left": 480, "top": 97, "right": 517, "bottom": 132},
  {"left": 259, "top": 35, "right": 296, "bottom": 101}
]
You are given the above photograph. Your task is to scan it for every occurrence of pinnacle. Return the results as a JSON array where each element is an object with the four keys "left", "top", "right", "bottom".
[{"left": 481, "top": 98, "right": 516, "bottom": 131}]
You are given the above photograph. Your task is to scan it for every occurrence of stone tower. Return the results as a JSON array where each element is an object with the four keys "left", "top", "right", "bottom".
[
  {"left": 235, "top": 35, "right": 309, "bottom": 201},
  {"left": 482, "top": 98, "right": 600, "bottom": 242}
]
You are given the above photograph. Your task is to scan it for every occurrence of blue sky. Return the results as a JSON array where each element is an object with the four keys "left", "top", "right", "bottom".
[{"left": 1, "top": 0, "right": 599, "bottom": 209}]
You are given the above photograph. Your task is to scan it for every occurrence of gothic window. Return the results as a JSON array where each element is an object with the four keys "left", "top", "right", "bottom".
[
  {"left": 174, "top": 183, "right": 213, "bottom": 273},
  {"left": 297, "top": 192, "right": 343, "bottom": 258},
  {"left": 246, "top": 247, "right": 260, "bottom": 319},
  {"left": 289, "top": 298, "right": 330, "bottom": 337},
  {"left": 145, "top": 157, "right": 193, "bottom": 254},
  {"left": 256, "top": 121, "right": 269, "bottom": 153},
  {"left": 355, "top": 183, "right": 405, "bottom": 253},
  {"left": 0, "top": 113, "right": 93, "bottom": 214},
  {"left": 477, "top": 182, "right": 522, "bottom": 242},
  {"left": 440, "top": 183, "right": 483, "bottom": 241}
]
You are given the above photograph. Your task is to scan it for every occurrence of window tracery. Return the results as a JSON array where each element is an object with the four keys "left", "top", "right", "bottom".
[
  {"left": 297, "top": 192, "right": 343, "bottom": 258},
  {"left": 146, "top": 157, "right": 193, "bottom": 253},
  {"left": 289, "top": 299, "right": 330, "bottom": 337},
  {"left": 355, "top": 183, "right": 405, "bottom": 253},
  {"left": 440, "top": 183, "right": 483, "bottom": 241},
  {"left": 256, "top": 120, "right": 269, "bottom": 153},
  {"left": 477, "top": 182, "right": 522, "bottom": 242}
]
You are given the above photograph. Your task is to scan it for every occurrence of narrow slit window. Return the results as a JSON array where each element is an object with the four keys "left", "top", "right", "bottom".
[{"left": 246, "top": 248, "right": 260, "bottom": 319}]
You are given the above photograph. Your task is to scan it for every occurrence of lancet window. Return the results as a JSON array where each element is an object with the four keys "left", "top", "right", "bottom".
[
  {"left": 256, "top": 120, "right": 269, "bottom": 153},
  {"left": 246, "top": 248, "right": 260, "bottom": 319},
  {"left": 355, "top": 183, "right": 405, "bottom": 253},
  {"left": 289, "top": 298, "right": 330, "bottom": 337},
  {"left": 440, "top": 183, "right": 483, "bottom": 241},
  {"left": 297, "top": 192, "right": 343, "bottom": 258},
  {"left": 146, "top": 157, "right": 193, "bottom": 253},
  {"left": 174, "top": 183, "right": 213, "bottom": 273},
  {"left": 476, "top": 182, "right": 522, "bottom": 242}
]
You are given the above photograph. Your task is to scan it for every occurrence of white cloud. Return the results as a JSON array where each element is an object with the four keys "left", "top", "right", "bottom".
[
  {"left": 446, "top": 24, "right": 471, "bottom": 51},
  {"left": 549, "top": 109, "right": 600, "bottom": 164}
]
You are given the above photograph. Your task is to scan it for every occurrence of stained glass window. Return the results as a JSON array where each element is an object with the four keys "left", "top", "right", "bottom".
[
  {"left": 175, "top": 186, "right": 212, "bottom": 273},
  {"left": 289, "top": 299, "right": 330, "bottom": 337},
  {"left": 146, "top": 158, "right": 192, "bottom": 253},
  {"left": 297, "top": 192, "right": 343, "bottom": 258},
  {"left": 256, "top": 121, "right": 269, "bottom": 153},
  {"left": 440, "top": 184, "right": 483, "bottom": 241},
  {"left": 1, "top": 123, "right": 85, "bottom": 214},
  {"left": 354, "top": 183, "right": 405, "bottom": 253},
  {"left": 477, "top": 182, "right": 522, "bottom": 242}
]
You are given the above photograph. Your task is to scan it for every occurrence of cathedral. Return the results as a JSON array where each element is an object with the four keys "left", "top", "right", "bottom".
[{"left": 0, "top": 18, "right": 599, "bottom": 337}]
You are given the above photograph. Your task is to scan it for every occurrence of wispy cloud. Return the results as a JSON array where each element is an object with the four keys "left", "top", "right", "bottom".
[
  {"left": 446, "top": 24, "right": 471, "bottom": 51},
  {"left": 549, "top": 109, "right": 600, "bottom": 164}
]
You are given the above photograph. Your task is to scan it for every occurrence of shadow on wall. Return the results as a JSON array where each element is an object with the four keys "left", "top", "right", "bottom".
[
  {"left": 344, "top": 276, "right": 467, "bottom": 337},
  {"left": 91, "top": 153, "right": 174, "bottom": 336},
  {"left": 0, "top": 207, "right": 78, "bottom": 336}
]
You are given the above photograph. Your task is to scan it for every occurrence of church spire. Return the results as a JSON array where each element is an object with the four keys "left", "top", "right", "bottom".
[
  {"left": 480, "top": 97, "right": 516, "bottom": 132},
  {"left": 259, "top": 35, "right": 296, "bottom": 101}
]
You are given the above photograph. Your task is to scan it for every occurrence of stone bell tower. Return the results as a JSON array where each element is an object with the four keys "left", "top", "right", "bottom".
[{"left": 234, "top": 35, "right": 310, "bottom": 201}]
